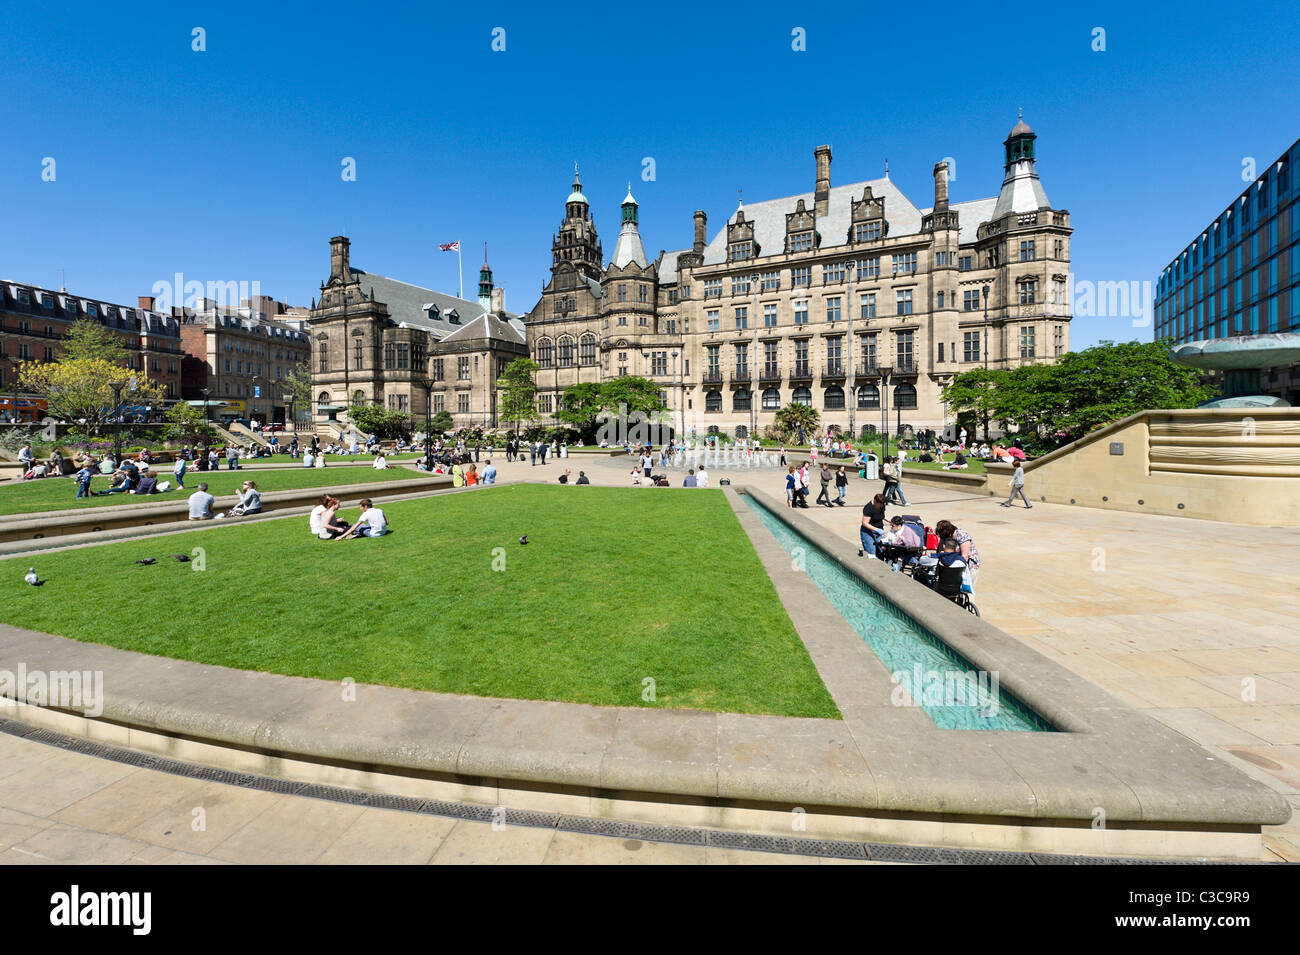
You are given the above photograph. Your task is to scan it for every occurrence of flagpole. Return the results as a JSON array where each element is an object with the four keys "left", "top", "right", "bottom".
[{"left": 458, "top": 242, "right": 463, "bottom": 300}]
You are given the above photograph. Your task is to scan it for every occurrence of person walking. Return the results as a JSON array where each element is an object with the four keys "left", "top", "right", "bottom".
[
  {"left": 834, "top": 465, "right": 848, "bottom": 505},
  {"left": 816, "top": 463, "right": 833, "bottom": 507},
  {"left": 529, "top": 442, "right": 537, "bottom": 466},
  {"left": 1001, "top": 461, "right": 1032, "bottom": 508}
]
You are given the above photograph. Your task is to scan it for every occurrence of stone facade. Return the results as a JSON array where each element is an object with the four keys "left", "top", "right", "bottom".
[{"left": 525, "top": 119, "right": 1074, "bottom": 439}]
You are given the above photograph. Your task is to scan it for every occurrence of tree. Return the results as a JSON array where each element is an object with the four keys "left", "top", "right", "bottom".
[
  {"left": 284, "top": 360, "right": 313, "bottom": 424},
  {"left": 162, "top": 399, "right": 206, "bottom": 441},
  {"left": 942, "top": 340, "right": 1215, "bottom": 453},
  {"left": 497, "top": 358, "right": 539, "bottom": 434},
  {"left": 773, "top": 402, "right": 820, "bottom": 442},
  {"left": 599, "top": 376, "right": 665, "bottom": 419},
  {"left": 429, "top": 410, "right": 454, "bottom": 435},
  {"left": 347, "top": 403, "right": 411, "bottom": 440},
  {"left": 17, "top": 357, "right": 164, "bottom": 436},
  {"left": 553, "top": 382, "right": 605, "bottom": 439},
  {"left": 61, "top": 318, "right": 130, "bottom": 365}
]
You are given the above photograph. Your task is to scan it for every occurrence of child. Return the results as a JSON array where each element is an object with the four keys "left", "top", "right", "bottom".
[
  {"left": 173, "top": 455, "right": 188, "bottom": 489},
  {"left": 75, "top": 463, "right": 94, "bottom": 499}
]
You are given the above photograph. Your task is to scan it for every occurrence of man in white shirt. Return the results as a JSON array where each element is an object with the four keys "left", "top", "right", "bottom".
[
  {"left": 187, "top": 483, "right": 214, "bottom": 520},
  {"left": 696, "top": 467, "right": 709, "bottom": 488},
  {"left": 341, "top": 498, "right": 388, "bottom": 538}
]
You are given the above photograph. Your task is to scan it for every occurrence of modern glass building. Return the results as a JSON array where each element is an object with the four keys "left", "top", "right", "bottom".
[{"left": 1154, "top": 138, "right": 1300, "bottom": 402}]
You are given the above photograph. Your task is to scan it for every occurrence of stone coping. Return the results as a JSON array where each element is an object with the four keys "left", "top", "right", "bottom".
[{"left": 0, "top": 484, "right": 1289, "bottom": 832}]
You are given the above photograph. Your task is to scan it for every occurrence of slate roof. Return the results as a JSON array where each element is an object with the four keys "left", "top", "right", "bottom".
[
  {"left": 347, "top": 267, "right": 520, "bottom": 340},
  {"left": 656, "top": 249, "right": 689, "bottom": 285},
  {"left": 439, "top": 311, "right": 527, "bottom": 346},
  {"left": 917, "top": 197, "right": 1001, "bottom": 245}
]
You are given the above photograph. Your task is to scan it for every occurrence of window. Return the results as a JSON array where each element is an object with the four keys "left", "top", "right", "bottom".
[
  {"left": 44, "top": 346, "right": 55, "bottom": 362},
  {"left": 790, "top": 232, "right": 813, "bottom": 252},
  {"left": 1018, "top": 278, "right": 1037, "bottom": 305},
  {"left": 861, "top": 293, "right": 876, "bottom": 319},
  {"left": 1053, "top": 325, "right": 1064, "bottom": 357},
  {"left": 1020, "top": 326, "right": 1036, "bottom": 358},
  {"left": 704, "top": 279, "right": 723, "bottom": 299},
  {"left": 822, "top": 262, "right": 845, "bottom": 284},
  {"left": 733, "top": 389, "right": 751, "bottom": 412},
  {"left": 935, "top": 252, "right": 951, "bottom": 267},
  {"left": 318, "top": 340, "right": 329, "bottom": 372},
  {"left": 317, "top": 390, "right": 331, "bottom": 411},
  {"left": 734, "top": 343, "right": 748, "bottom": 374},
  {"left": 763, "top": 341, "right": 778, "bottom": 375},
  {"left": 760, "top": 271, "right": 780, "bottom": 291},
  {"left": 558, "top": 337, "right": 574, "bottom": 367},
  {"left": 705, "top": 390, "right": 722, "bottom": 412},
  {"left": 537, "top": 339, "right": 553, "bottom": 367},
  {"left": 617, "top": 285, "right": 627, "bottom": 302},
  {"left": 732, "top": 275, "right": 752, "bottom": 296},
  {"left": 937, "top": 342, "right": 945, "bottom": 363},
  {"left": 824, "top": 386, "right": 845, "bottom": 410},
  {"left": 825, "top": 297, "right": 841, "bottom": 323},
  {"left": 1019, "top": 240, "right": 1036, "bottom": 262},
  {"left": 734, "top": 307, "right": 748, "bottom": 330},
  {"left": 793, "top": 300, "right": 808, "bottom": 325},
  {"left": 580, "top": 335, "right": 597, "bottom": 365},
  {"left": 384, "top": 343, "right": 396, "bottom": 370},
  {"left": 1053, "top": 240, "right": 1063, "bottom": 258},
  {"left": 617, "top": 315, "right": 627, "bottom": 326},
  {"left": 352, "top": 339, "right": 364, "bottom": 369},
  {"left": 729, "top": 241, "right": 752, "bottom": 261},
  {"left": 458, "top": 356, "right": 470, "bottom": 379},
  {"left": 706, "top": 345, "right": 720, "bottom": 375},
  {"left": 857, "top": 384, "right": 879, "bottom": 409},
  {"left": 762, "top": 388, "right": 780, "bottom": 410},
  {"left": 896, "top": 289, "right": 913, "bottom": 315},
  {"left": 432, "top": 358, "right": 445, "bottom": 381},
  {"left": 794, "top": 339, "right": 810, "bottom": 376},
  {"left": 937, "top": 292, "right": 945, "bottom": 309},
  {"left": 892, "top": 252, "right": 917, "bottom": 275},
  {"left": 791, "top": 266, "right": 811, "bottom": 287},
  {"left": 457, "top": 393, "right": 470, "bottom": 414},
  {"left": 854, "top": 221, "right": 882, "bottom": 242},
  {"left": 893, "top": 383, "right": 917, "bottom": 409},
  {"left": 638, "top": 284, "right": 648, "bottom": 303},
  {"left": 763, "top": 303, "right": 777, "bottom": 327},
  {"left": 651, "top": 351, "right": 668, "bottom": 375},
  {"left": 963, "top": 331, "right": 980, "bottom": 363},
  {"left": 706, "top": 309, "right": 720, "bottom": 332},
  {"left": 958, "top": 255, "right": 973, "bottom": 271},
  {"left": 896, "top": 331, "right": 914, "bottom": 368},
  {"left": 792, "top": 386, "right": 812, "bottom": 405},
  {"left": 858, "top": 257, "right": 880, "bottom": 279},
  {"left": 860, "top": 333, "right": 877, "bottom": 367}
]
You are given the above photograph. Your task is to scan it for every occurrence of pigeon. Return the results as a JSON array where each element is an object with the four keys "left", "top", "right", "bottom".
[
  {"left": 518, "top": 535, "right": 528, "bottom": 546},
  {"left": 134, "top": 558, "right": 157, "bottom": 565},
  {"left": 24, "top": 567, "right": 41, "bottom": 586},
  {"left": 168, "top": 554, "right": 191, "bottom": 562}
]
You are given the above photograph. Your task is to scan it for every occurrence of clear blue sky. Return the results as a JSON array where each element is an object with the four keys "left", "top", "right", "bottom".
[{"left": 2, "top": 1, "right": 1297, "bottom": 348}]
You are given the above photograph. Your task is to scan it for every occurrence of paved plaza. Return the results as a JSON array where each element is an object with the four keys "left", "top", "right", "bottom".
[{"left": 2, "top": 450, "right": 1298, "bottom": 863}]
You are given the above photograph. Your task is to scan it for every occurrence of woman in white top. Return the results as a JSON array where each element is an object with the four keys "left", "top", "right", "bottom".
[
  {"left": 372, "top": 454, "right": 389, "bottom": 470},
  {"left": 309, "top": 494, "right": 330, "bottom": 537}
]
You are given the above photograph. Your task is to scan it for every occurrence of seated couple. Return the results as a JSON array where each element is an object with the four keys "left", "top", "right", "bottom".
[{"left": 309, "top": 494, "right": 388, "bottom": 540}]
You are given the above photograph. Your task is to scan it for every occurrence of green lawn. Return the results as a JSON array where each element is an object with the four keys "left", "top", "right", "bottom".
[
  {"left": 902, "top": 456, "right": 988, "bottom": 475},
  {"left": 0, "top": 485, "right": 838, "bottom": 718},
  {"left": 0, "top": 465, "right": 422, "bottom": 516}
]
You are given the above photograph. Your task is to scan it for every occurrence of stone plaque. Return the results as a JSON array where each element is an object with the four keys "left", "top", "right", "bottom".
[{"left": 1109, "top": 442, "right": 1124, "bottom": 455}]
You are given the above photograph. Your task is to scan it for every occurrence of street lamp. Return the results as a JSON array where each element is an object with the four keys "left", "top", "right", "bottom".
[
  {"left": 283, "top": 393, "right": 296, "bottom": 434},
  {"left": 671, "top": 350, "right": 681, "bottom": 445},
  {"left": 877, "top": 364, "right": 892, "bottom": 466},
  {"left": 110, "top": 381, "right": 124, "bottom": 467},
  {"left": 419, "top": 376, "right": 435, "bottom": 472},
  {"left": 846, "top": 260, "right": 856, "bottom": 440},
  {"left": 981, "top": 283, "right": 991, "bottom": 443},
  {"left": 750, "top": 272, "right": 759, "bottom": 442}
]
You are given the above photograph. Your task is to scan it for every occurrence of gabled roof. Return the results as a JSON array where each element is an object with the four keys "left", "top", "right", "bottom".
[
  {"left": 656, "top": 249, "right": 690, "bottom": 284},
  {"left": 346, "top": 267, "right": 517, "bottom": 340},
  {"left": 702, "top": 177, "right": 924, "bottom": 264},
  {"left": 439, "top": 312, "right": 527, "bottom": 346}
]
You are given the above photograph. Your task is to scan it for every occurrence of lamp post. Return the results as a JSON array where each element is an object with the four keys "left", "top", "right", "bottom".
[
  {"left": 284, "top": 393, "right": 296, "bottom": 434},
  {"left": 110, "top": 381, "right": 124, "bottom": 467},
  {"left": 419, "top": 376, "right": 434, "bottom": 472},
  {"left": 200, "top": 387, "right": 212, "bottom": 445},
  {"left": 750, "top": 272, "right": 759, "bottom": 442},
  {"left": 981, "top": 283, "right": 991, "bottom": 443},
  {"left": 846, "top": 260, "right": 856, "bottom": 440},
  {"left": 877, "top": 364, "right": 892, "bottom": 466},
  {"left": 672, "top": 350, "right": 681, "bottom": 444}
]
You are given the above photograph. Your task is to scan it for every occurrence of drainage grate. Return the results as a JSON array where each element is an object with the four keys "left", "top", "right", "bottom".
[
  {"left": 636, "top": 824, "right": 708, "bottom": 847},
  {"left": 420, "top": 800, "right": 496, "bottom": 823},
  {"left": 503, "top": 809, "right": 562, "bottom": 830},
  {"left": 299, "top": 783, "right": 373, "bottom": 806},
  {"left": 865, "top": 843, "right": 964, "bottom": 864},
  {"left": 559, "top": 817, "right": 643, "bottom": 839},
  {"left": 0, "top": 719, "right": 38, "bottom": 738},
  {"left": 708, "top": 830, "right": 802, "bottom": 855}
]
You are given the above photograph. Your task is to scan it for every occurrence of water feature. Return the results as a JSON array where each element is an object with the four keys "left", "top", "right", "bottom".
[{"left": 744, "top": 492, "right": 1052, "bottom": 732}]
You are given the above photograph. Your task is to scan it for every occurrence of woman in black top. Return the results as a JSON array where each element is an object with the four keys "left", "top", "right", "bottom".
[{"left": 859, "top": 493, "right": 887, "bottom": 558}]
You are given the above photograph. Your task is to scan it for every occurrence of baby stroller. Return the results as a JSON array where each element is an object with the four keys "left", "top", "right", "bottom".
[
  {"left": 875, "top": 514, "right": 927, "bottom": 572},
  {"left": 912, "top": 556, "right": 980, "bottom": 616}
]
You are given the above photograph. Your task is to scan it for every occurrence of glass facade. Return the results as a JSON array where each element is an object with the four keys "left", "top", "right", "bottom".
[{"left": 1154, "top": 138, "right": 1299, "bottom": 347}]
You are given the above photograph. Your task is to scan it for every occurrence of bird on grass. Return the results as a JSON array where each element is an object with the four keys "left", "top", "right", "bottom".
[
  {"left": 518, "top": 535, "right": 528, "bottom": 546},
  {"left": 168, "top": 554, "right": 190, "bottom": 562},
  {"left": 24, "top": 567, "right": 41, "bottom": 586},
  {"left": 134, "top": 558, "right": 157, "bottom": 565}
]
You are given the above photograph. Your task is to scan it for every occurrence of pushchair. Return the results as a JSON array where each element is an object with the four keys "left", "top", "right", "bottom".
[
  {"left": 874, "top": 515, "right": 928, "bottom": 572},
  {"left": 912, "top": 556, "right": 980, "bottom": 616}
]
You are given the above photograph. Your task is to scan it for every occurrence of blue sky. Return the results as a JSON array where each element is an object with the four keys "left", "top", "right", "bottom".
[{"left": 2, "top": 0, "right": 1297, "bottom": 348}]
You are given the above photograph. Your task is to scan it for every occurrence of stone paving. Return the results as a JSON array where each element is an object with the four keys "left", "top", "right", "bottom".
[{"left": 3, "top": 448, "right": 1298, "bottom": 863}]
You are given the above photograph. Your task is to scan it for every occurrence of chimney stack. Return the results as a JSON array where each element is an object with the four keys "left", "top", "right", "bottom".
[
  {"left": 491, "top": 286, "right": 505, "bottom": 314},
  {"left": 693, "top": 210, "right": 707, "bottom": 253},
  {"left": 329, "top": 235, "right": 351, "bottom": 281},
  {"left": 933, "top": 161, "right": 950, "bottom": 212},
  {"left": 138, "top": 295, "right": 156, "bottom": 311},
  {"left": 814, "top": 145, "right": 832, "bottom": 216}
]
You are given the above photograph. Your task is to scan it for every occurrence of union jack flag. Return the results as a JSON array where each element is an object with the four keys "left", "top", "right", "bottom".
[{"left": 439, "top": 241, "right": 460, "bottom": 252}]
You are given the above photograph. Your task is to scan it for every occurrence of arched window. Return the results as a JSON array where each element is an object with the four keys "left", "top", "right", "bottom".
[
  {"left": 792, "top": 386, "right": 812, "bottom": 406},
  {"left": 353, "top": 390, "right": 365, "bottom": 404},
  {"left": 858, "top": 384, "right": 880, "bottom": 409},
  {"left": 894, "top": 383, "right": 918, "bottom": 409},
  {"left": 735, "top": 425, "right": 749, "bottom": 440},
  {"left": 705, "top": 390, "right": 722, "bottom": 412},
  {"left": 824, "top": 386, "right": 845, "bottom": 410},
  {"left": 317, "top": 391, "right": 330, "bottom": 412},
  {"left": 579, "top": 334, "right": 597, "bottom": 365},
  {"left": 762, "top": 387, "right": 780, "bottom": 410},
  {"left": 733, "top": 389, "right": 751, "bottom": 412},
  {"left": 537, "top": 338, "right": 554, "bottom": 368},
  {"left": 317, "top": 340, "right": 329, "bottom": 372},
  {"left": 557, "top": 336, "right": 574, "bottom": 367}
]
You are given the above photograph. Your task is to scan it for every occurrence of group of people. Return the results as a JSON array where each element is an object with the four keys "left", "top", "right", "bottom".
[
  {"left": 785, "top": 463, "right": 848, "bottom": 508},
  {"left": 185, "top": 480, "right": 262, "bottom": 520},
  {"left": 859, "top": 495, "right": 983, "bottom": 588},
  {"left": 307, "top": 493, "right": 389, "bottom": 540}
]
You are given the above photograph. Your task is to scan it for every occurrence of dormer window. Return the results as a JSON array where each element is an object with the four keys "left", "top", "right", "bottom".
[
  {"left": 729, "top": 241, "right": 752, "bottom": 262},
  {"left": 789, "top": 232, "right": 813, "bottom": 253},
  {"left": 854, "top": 222, "right": 882, "bottom": 242},
  {"left": 87, "top": 303, "right": 99, "bottom": 318},
  {"left": 447, "top": 308, "right": 460, "bottom": 325},
  {"left": 41, "top": 294, "right": 53, "bottom": 309},
  {"left": 16, "top": 288, "right": 30, "bottom": 305}
]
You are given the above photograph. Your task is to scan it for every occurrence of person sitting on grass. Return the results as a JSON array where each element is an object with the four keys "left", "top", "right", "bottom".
[
  {"left": 187, "top": 482, "right": 214, "bottom": 520},
  {"left": 133, "top": 470, "right": 160, "bottom": 495},
  {"left": 315, "top": 495, "right": 349, "bottom": 539},
  {"left": 224, "top": 480, "right": 262, "bottom": 517},
  {"left": 943, "top": 450, "right": 969, "bottom": 470},
  {"left": 372, "top": 452, "right": 391, "bottom": 470},
  {"left": 337, "top": 499, "right": 388, "bottom": 539}
]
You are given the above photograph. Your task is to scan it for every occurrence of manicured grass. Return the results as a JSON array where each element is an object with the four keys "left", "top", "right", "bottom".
[
  {"left": 902, "top": 456, "right": 988, "bottom": 475},
  {"left": 0, "top": 465, "right": 422, "bottom": 516},
  {"left": 0, "top": 485, "right": 838, "bottom": 718}
]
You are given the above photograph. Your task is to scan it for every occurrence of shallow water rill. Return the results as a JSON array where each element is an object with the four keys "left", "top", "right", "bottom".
[{"left": 744, "top": 493, "right": 1052, "bottom": 732}]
